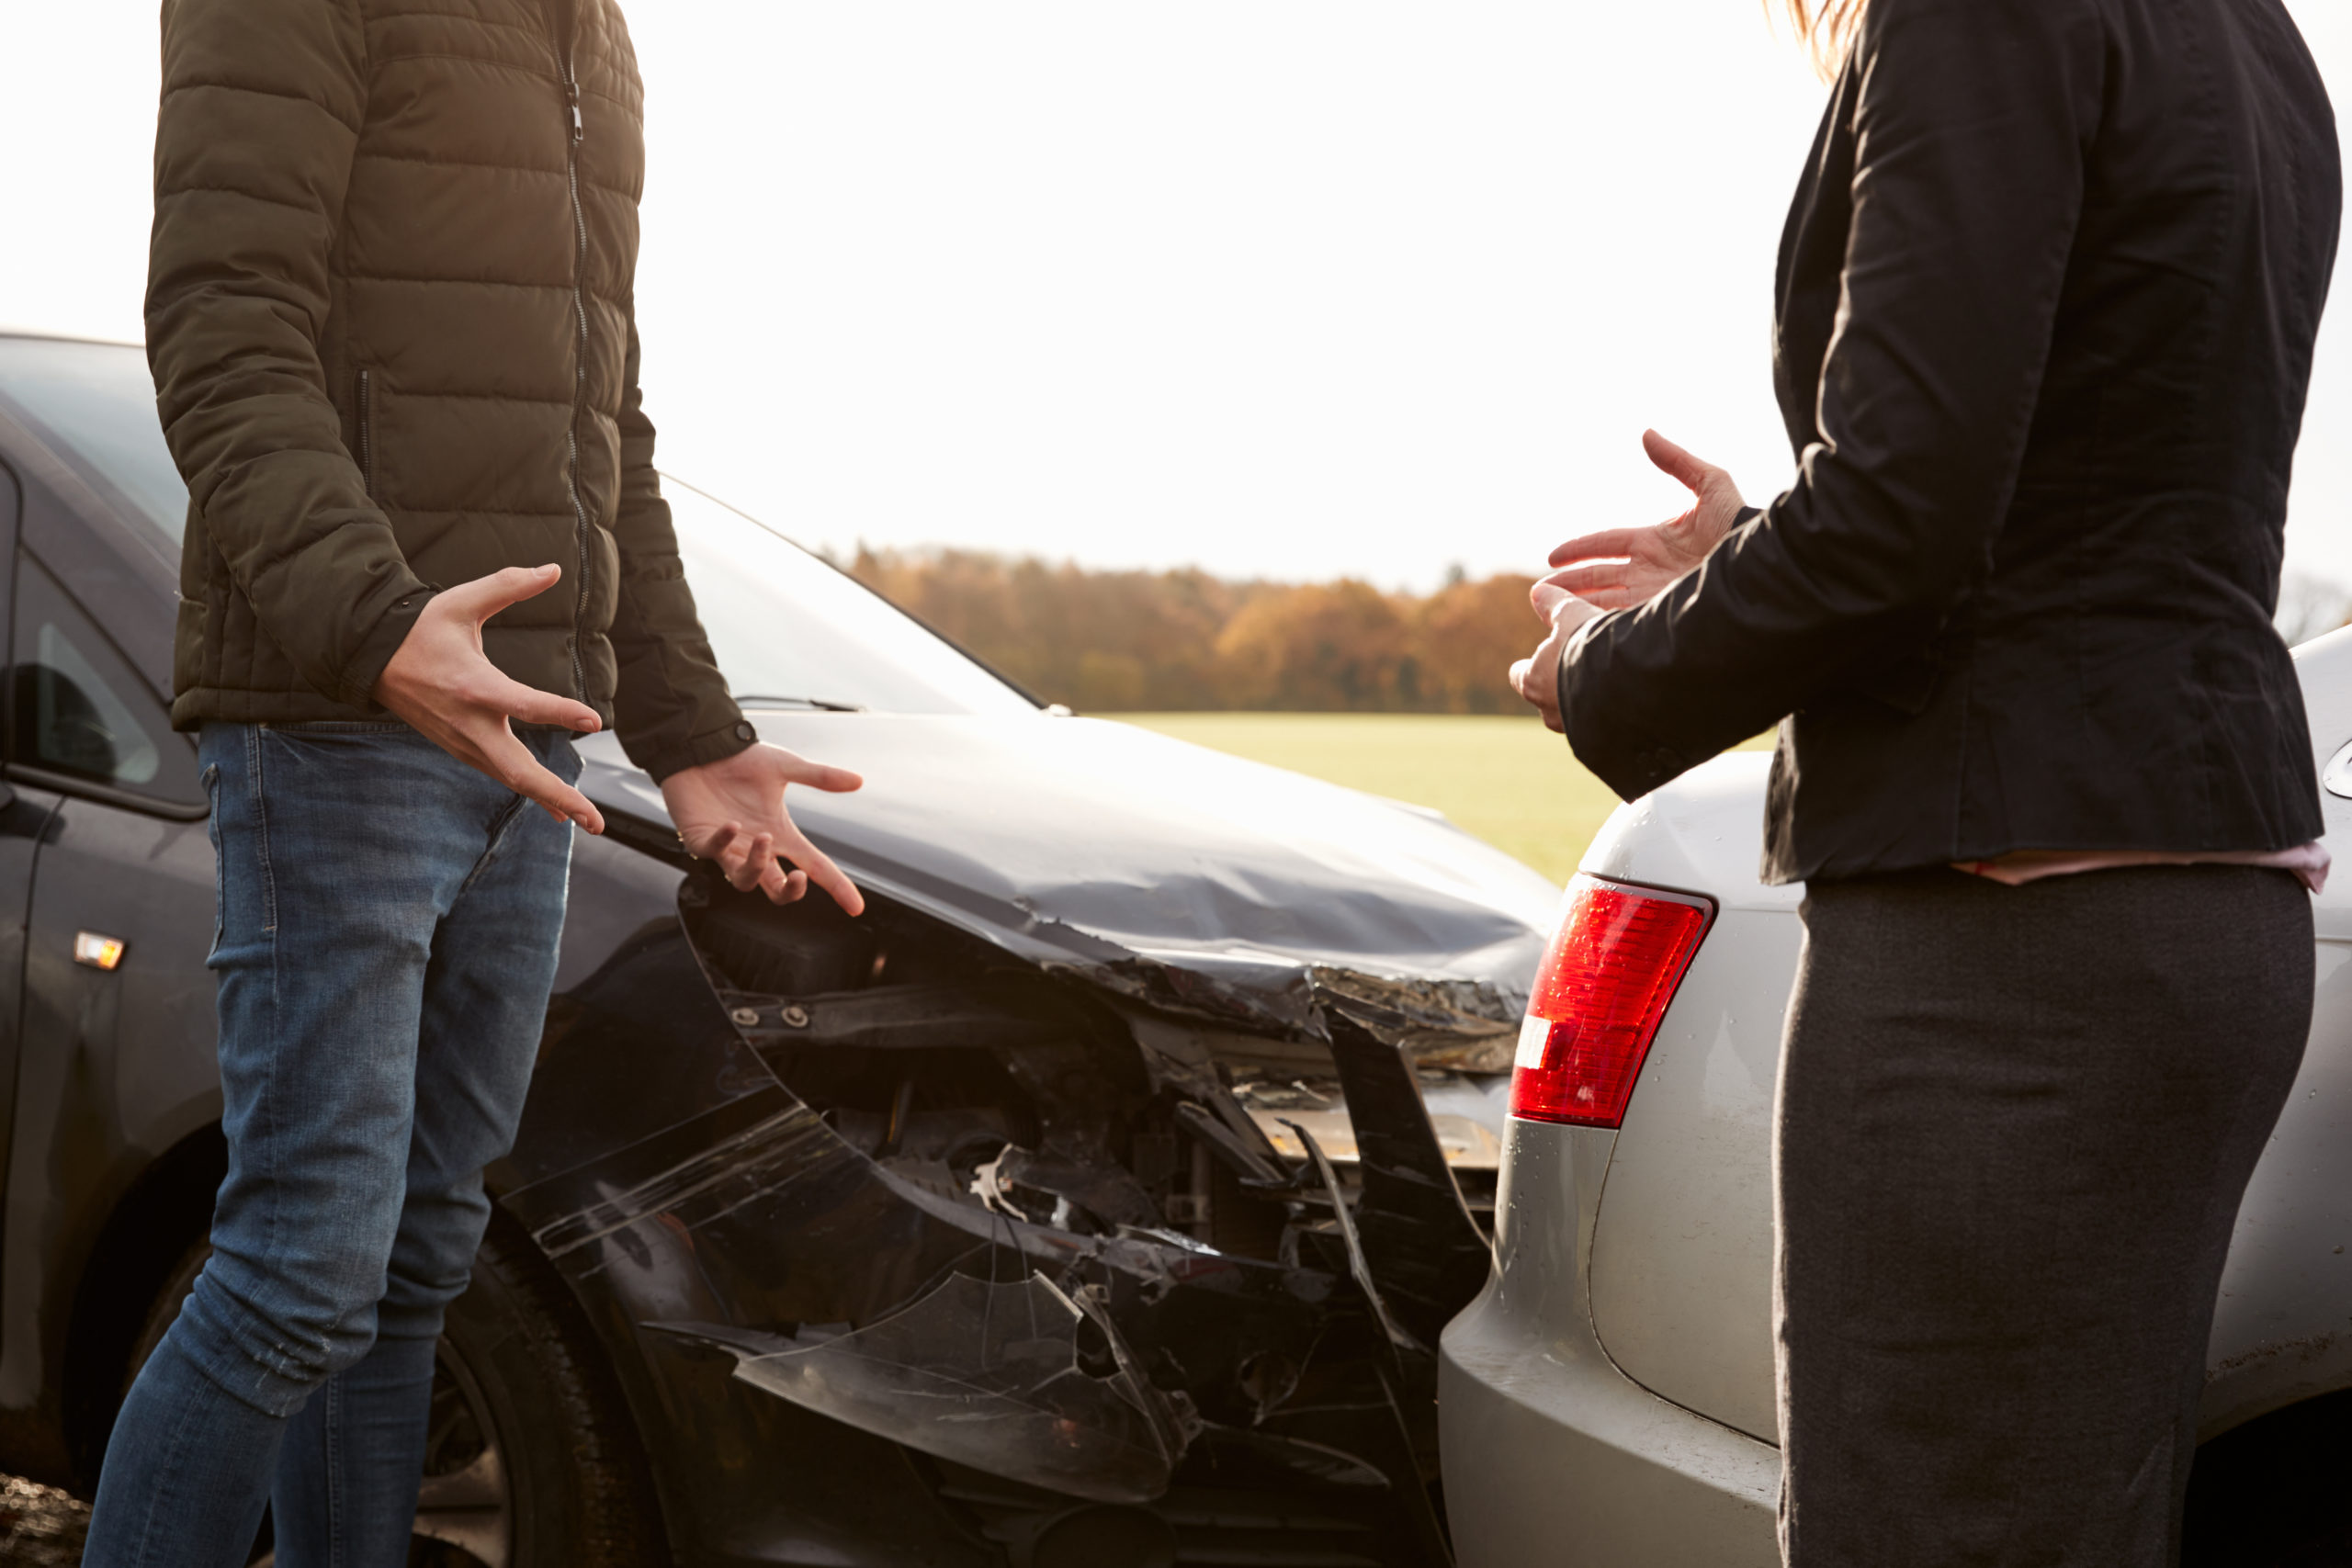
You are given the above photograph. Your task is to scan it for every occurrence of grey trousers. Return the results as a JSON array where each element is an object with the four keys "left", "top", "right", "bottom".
[{"left": 1775, "top": 864, "right": 2312, "bottom": 1568}]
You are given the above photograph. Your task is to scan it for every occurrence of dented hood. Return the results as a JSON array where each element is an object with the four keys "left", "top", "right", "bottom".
[{"left": 580, "top": 710, "right": 1560, "bottom": 1055}]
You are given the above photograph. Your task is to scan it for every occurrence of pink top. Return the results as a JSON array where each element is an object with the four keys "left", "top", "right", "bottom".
[{"left": 1953, "top": 842, "right": 2331, "bottom": 895}]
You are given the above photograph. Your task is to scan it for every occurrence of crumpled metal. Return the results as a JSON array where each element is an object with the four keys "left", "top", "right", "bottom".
[{"left": 577, "top": 712, "right": 1557, "bottom": 1068}]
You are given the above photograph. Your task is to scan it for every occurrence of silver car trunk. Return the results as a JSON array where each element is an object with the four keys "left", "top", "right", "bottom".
[{"left": 1573, "top": 628, "right": 2352, "bottom": 1447}]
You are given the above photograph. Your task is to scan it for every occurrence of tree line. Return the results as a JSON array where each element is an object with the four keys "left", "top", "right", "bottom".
[{"left": 842, "top": 547, "right": 1545, "bottom": 714}]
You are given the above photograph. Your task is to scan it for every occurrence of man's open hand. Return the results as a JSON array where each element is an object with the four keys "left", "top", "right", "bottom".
[
  {"left": 375, "top": 564, "right": 607, "bottom": 832},
  {"left": 1543, "top": 431, "right": 1748, "bottom": 609},
  {"left": 662, "top": 742, "right": 865, "bottom": 912}
]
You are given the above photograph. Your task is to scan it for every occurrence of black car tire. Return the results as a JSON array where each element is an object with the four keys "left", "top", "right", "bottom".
[{"left": 127, "top": 1218, "right": 665, "bottom": 1568}]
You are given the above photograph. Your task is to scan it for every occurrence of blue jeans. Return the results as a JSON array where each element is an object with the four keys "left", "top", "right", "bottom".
[{"left": 85, "top": 722, "right": 579, "bottom": 1568}]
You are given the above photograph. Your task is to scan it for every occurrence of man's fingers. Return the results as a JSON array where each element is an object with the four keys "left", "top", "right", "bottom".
[
  {"left": 770, "top": 748, "right": 865, "bottom": 795},
  {"left": 776, "top": 824, "right": 865, "bottom": 917},
  {"left": 714, "top": 826, "right": 757, "bottom": 887},
  {"left": 485, "top": 728, "right": 605, "bottom": 834},
  {"left": 493, "top": 673, "right": 603, "bottom": 734},
  {"left": 1642, "top": 429, "right": 1720, "bottom": 496},
  {"left": 757, "top": 846, "right": 792, "bottom": 903},
  {"left": 1547, "top": 528, "right": 1642, "bottom": 569},
  {"left": 436, "top": 563, "right": 566, "bottom": 626},
  {"left": 687, "top": 822, "right": 741, "bottom": 864},
  {"left": 729, "top": 831, "right": 776, "bottom": 892},
  {"left": 793, "top": 763, "right": 865, "bottom": 795}
]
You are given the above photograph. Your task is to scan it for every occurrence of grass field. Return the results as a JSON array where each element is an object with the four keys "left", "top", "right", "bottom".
[
  {"left": 1113, "top": 713, "right": 1779, "bottom": 886},
  {"left": 1107, "top": 713, "right": 1613, "bottom": 886}
]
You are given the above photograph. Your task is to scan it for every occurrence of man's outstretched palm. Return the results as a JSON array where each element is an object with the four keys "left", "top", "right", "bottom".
[
  {"left": 662, "top": 744, "right": 865, "bottom": 912},
  {"left": 1544, "top": 430, "right": 1748, "bottom": 609}
]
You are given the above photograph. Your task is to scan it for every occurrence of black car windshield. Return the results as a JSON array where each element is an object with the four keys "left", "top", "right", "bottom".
[
  {"left": 0, "top": 337, "right": 188, "bottom": 558},
  {"left": 665, "top": 481, "right": 1036, "bottom": 716},
  {"left": 0, "top": 336, "right": 1034, "bottom": 717}
]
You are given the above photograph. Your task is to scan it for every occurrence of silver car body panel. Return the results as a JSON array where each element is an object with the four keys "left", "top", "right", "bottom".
[
  {"left": 1444, "top": 626, "right": 2352, "bottom": 1564},
  {"left": 1440, "top": 1117, "right": 1779, "bottom": 1566}
]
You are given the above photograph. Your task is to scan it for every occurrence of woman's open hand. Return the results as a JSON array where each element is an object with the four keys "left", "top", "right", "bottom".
[
  {"left": 1510, "top": 581, "right": 1602, "bottom": 734},
  {"left": 1543, "top": 431, "right": 1747, "bottom": 609}
]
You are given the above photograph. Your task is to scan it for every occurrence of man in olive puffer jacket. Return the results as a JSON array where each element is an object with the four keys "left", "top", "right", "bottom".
[{"left": 85, "top": 1, "right": 863, "bottom": 1562}]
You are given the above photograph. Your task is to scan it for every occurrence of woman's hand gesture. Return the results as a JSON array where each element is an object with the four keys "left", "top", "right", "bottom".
[
  {"left": 1510, "top": 581, "right": 1601, "bottom": 734},
  {"left": 1543, "top": 431, "right": 1748, "bottom": 609}
]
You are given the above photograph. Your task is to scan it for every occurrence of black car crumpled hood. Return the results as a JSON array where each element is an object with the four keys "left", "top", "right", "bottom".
[{"left": 580, "top": 710, "right": 1560, "bottom": 1066}]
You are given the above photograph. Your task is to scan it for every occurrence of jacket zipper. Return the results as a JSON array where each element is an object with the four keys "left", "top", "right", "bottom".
[
  {"left": 556, "top": 6, "right": 592, "bottom": 705},
  {"left": 356, "top": 367, "right": 375, "bottom": 498}
]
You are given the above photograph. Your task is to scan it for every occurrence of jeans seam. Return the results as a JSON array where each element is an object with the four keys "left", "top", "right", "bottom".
[
  {"left": 247, "top": 726, "right": 277, "bottom": 934},
  {"left": 245, "top": 726, "right": 295, "bottom": 1397},
  {"left": 458, "top": 792, "right": 534, "bottom": 896},
  {"left": 124, "top": 1347, "right": 214, "bottom": 1568},
  {"left": 324, "top": 1371, "right": 345, "bottom": 1567}
]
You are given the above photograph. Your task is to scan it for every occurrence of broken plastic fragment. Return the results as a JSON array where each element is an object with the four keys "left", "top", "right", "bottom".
[{"left": 656, "top": 1271, "right": 1198, "bottom": 1505}]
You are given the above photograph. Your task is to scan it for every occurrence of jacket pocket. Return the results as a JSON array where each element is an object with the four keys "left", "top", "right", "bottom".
[{"left": 355, "top": 367, "right": 376, "bottom": 498}]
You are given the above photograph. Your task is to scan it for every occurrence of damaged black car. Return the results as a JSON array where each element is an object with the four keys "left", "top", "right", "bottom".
[{"left": 0, "top": 333, "right": 1559, "bottom": 1567}]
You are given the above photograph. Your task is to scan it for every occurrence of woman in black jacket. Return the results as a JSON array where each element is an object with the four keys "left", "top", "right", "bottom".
[{"left": 1512, "top": 0, "right": 2339, "bottom": 1561}]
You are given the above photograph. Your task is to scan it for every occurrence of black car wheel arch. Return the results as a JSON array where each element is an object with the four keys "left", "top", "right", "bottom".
[{"left": 114, "top": 1216, "right": 664, "bottom": 1568}]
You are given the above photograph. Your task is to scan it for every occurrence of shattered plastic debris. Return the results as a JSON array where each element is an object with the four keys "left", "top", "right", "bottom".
[{"left": 659, "top": 1271, "right": 1201, "bottom": 1505}]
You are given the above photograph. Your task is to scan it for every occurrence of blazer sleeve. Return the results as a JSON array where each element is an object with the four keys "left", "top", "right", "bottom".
[
  {"left": 147, "top": 0, "right": 434, "bottom": 709},
  {"left": 606, "top": 310, "right": 752, "bottom": 782},
  {"left": 1558, "top": 0, "right": 2108, "bottom": 802}
]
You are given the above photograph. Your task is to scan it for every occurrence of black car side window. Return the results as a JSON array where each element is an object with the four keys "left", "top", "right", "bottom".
[{"left": 9, "top": 554, "right": 203, "bottom": 807}]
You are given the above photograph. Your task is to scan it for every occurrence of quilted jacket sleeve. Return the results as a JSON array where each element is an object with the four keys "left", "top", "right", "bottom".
[
  {"left": 1557, "top": 0, "right": 2107, "bottom": 801},
  {"left": 606, "top": 311, "right": 752, "bottom": 782},
  {"left": 147, "top": 0, "right": 432, "bottom": 709}
]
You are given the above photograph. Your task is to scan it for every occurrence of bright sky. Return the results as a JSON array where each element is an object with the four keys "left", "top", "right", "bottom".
[{"left": 5, "top": 1, "right": 2347, "bottom": 593}]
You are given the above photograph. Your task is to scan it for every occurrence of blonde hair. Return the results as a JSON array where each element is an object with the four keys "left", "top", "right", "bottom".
[{"left": 1779, "top": 0, "right": 1867, "bottom": 76}]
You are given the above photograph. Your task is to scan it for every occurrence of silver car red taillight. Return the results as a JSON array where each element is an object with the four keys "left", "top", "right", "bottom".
[{"left": 1509, "top": 874, "right": 1713, "bottom": 1129}]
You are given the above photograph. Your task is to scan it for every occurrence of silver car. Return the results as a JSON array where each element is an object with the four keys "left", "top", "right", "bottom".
[{"left": 1439, "top": 628, "right": 2352, "bottom": 1565}]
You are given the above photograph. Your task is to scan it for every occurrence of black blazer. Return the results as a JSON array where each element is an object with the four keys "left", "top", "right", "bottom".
[{"left": 1558, "top": 0, "right": 2341, "bottom": 884}]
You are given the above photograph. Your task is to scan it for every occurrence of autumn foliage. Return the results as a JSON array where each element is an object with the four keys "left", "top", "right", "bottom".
[{"left": 845, "top": 547, "right": 1544, "bottom": 714}]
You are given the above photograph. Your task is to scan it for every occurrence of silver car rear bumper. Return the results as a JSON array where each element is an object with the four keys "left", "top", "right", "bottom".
[{"left": 1437, "top": 1119, "right": 1780, "bottom": 1566}]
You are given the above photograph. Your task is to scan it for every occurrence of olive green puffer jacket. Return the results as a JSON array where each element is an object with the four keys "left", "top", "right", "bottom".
[{"left": 148, "top": 0, "right": 749, "bottom": 781}]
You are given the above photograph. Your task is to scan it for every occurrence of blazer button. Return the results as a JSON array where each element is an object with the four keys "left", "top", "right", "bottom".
[{"left": 733, "top": 720, "right": 757, "bottom": 744}]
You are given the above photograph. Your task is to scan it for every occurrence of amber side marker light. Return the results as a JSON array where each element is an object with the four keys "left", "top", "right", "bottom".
[
  {"left": 74, "top": 931, "right": 126, "bottom": 972},
  {"left": 1510, "top": 874, "right": 1714, "bottom": 1129}
]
